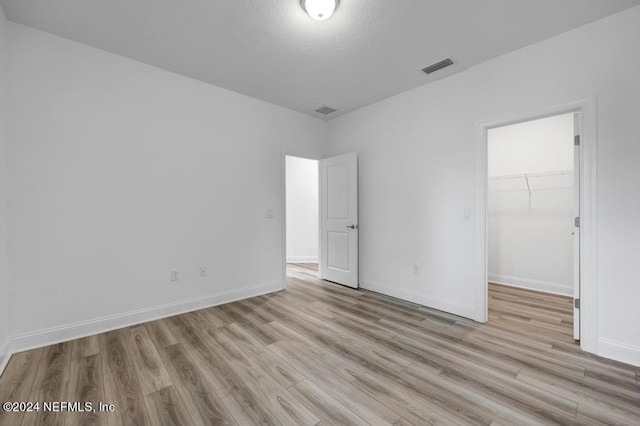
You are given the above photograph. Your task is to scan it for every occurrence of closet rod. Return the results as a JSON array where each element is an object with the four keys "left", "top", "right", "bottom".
[{"left": 488, "top": 169, "right": 573, "bottom": 181}]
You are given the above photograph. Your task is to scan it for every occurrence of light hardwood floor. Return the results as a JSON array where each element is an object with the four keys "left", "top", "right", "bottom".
[{"left": 1, "top": 263, "right": 639, "bottom": 425}]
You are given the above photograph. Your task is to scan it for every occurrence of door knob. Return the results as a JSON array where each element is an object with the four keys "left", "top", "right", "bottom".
[{"left": 346, "top": 224, "right": 358, "bottom": 229}]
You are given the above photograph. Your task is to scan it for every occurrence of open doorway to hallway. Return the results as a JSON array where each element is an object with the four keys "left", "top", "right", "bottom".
[
  {"left": 285, "top": 155, "right": 319, "bottom": 278},
  {"left": 487, "top": 112, "right": 579, "bottom": 341}
]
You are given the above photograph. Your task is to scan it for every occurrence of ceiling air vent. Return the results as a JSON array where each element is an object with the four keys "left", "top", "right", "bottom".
[
  {"left": 422, "top": 58, "right": 454, "bottom": 75},
  {"left": 315, "top": 106, "right": 337, "bottom": 115}
]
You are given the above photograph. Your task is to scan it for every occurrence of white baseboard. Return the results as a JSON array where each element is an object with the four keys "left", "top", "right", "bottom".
[
  {"left": 488, "top": 273, "right": 572, "bottom": 297},
  {"left": 0, "top": 340, "right": 9, "bottom": 377},
  {"left": 597, "top": 338, "right": 640, "bottom": 367},
  {"left": 359, "top": 279, "right": 477, "bottom": 320},
  {"left": 286, "top": 256, "right": 318, "bottom": 263},
  {"left": 8, "top": 281, "right": 283, "bottom": 355}
]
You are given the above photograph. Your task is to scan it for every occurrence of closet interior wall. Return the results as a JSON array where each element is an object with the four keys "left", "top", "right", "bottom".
[{"left": 488, "top": 113, "right": 575, "bottom": 296}]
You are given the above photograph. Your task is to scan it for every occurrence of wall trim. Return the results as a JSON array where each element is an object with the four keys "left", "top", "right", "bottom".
[
  {"left": 597, "top": 338, "right": 640, "bottom": 367},
  {"left": 286, "top": 256, "right": 318, "bottom": 263},
  {"left": 8, "top": 281, "right": 283, "bottom": 355},
  {"left": 488, "top": 274, "right": 572, "bottom": 296},
  {"left": 0, "top": 341, "right": 9, "bottom": 377},
  {"left": 360, "top": 279, "right": 476, "bottom": 320}
]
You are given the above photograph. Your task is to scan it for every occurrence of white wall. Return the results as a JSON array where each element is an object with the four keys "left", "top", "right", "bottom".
[
  {"left": 286, "top": 156, "right": 319, "bottom": 263},
  {"left": 488, "top": 114, "right": 574, "bottom": 177},
  {"left": 488, "top": 114, "right": 575, "bottom": 295},
  {"left": 0, "top": 4, "right": 10, "bottom": 373},
  {"left": 327, "top": 6, "right": 640, "bottom": 365},
  {"left": 5, "top": 23, "right": 326, "bottom": 351}
]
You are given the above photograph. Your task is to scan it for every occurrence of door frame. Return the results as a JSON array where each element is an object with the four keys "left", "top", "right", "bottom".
[
  {"left": 281, "top": 152, "right": 321, "bottom": 288},
  {"left": 474, "top": 98, "right": 597, "bottom": 354}
]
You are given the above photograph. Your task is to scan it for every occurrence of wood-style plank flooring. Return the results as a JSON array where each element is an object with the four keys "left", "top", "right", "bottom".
[{"left": 1, "top": 263, "right": 639, "bottom": 425}]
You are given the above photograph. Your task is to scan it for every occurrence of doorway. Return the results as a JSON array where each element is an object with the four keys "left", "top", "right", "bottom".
[
  {"left": 487, "top": 112, "right": 579, "bottom": 340},
  {"left": 285, "top": 155, "right": 320, "bottom": 278},
  {"left": 283, "top": 152, "right": 359, "bottom": 288},
  {"left": 476, "top": 99, "right": 596, "bottom": 353}
]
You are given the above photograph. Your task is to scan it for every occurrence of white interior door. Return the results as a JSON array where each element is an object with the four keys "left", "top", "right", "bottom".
[
  {"left": 320, "top": 153, "right": 358, "bottom": 288},
  {"left": 573, "top": 112, "right": 581, "bottom": 340}
]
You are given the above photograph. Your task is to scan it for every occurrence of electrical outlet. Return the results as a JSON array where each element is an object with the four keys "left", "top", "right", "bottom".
[
  {"left": 200, "top": 266, "right": 207, "bottom": 277},
  {"left": 464, "top": 209, "right": 472, "bottom": 220},
  {"left": 265, "top": 209, "right": 275, "bottom": 219},
  {"left": 413, "top": 264, "right": 419, "bottom": 275},
  {"left": 171, "top": 270, "right": 179, "bottom": 281}
]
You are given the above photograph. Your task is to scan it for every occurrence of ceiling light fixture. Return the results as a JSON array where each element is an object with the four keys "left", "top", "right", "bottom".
[{"left": 301, "top": 0, "right": 339, "bottom": 21}]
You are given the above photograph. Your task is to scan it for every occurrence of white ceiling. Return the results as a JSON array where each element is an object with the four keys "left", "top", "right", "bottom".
[{"left": 2, "top": 0, "right": 638, "bottom": 119}]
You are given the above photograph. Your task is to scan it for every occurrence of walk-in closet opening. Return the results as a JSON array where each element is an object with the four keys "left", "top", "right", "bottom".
[
  {"left": 285, "top": 155, "right": 320, "bottom": 279},
  {"left": 487, "top": 112, "right": 580, "bottom": 340}
]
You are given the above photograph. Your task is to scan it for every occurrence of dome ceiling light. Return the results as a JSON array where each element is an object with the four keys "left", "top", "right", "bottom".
[{"left": 301, "top": 0, "right": 340, "bottom": 21}]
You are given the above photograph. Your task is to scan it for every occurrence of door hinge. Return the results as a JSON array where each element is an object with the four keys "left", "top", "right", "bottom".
[
  {"left": 574, "top": 135, "right": 580, "bottom": 146},
  {"left": 574, "top": 299, "right": 580, "bottom": 309},
  {"left": 574, "top": 217, "right": 580, "bottom": 227}
]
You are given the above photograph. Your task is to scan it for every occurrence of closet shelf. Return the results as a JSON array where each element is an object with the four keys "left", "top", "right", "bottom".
[
  {"left": 488, "top": 170, "right": 574, "bottom": 197},
  {"left": 488, "top": 169, "right": 573, "bottom": 181}
]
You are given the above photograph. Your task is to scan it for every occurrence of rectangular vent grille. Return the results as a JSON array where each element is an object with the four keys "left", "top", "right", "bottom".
[
  {"left": 422, "top": 58, "right": 454, "bottom": 75},
  {"left": 315, "top": 106, "right": 337, "bottom": 115}
]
